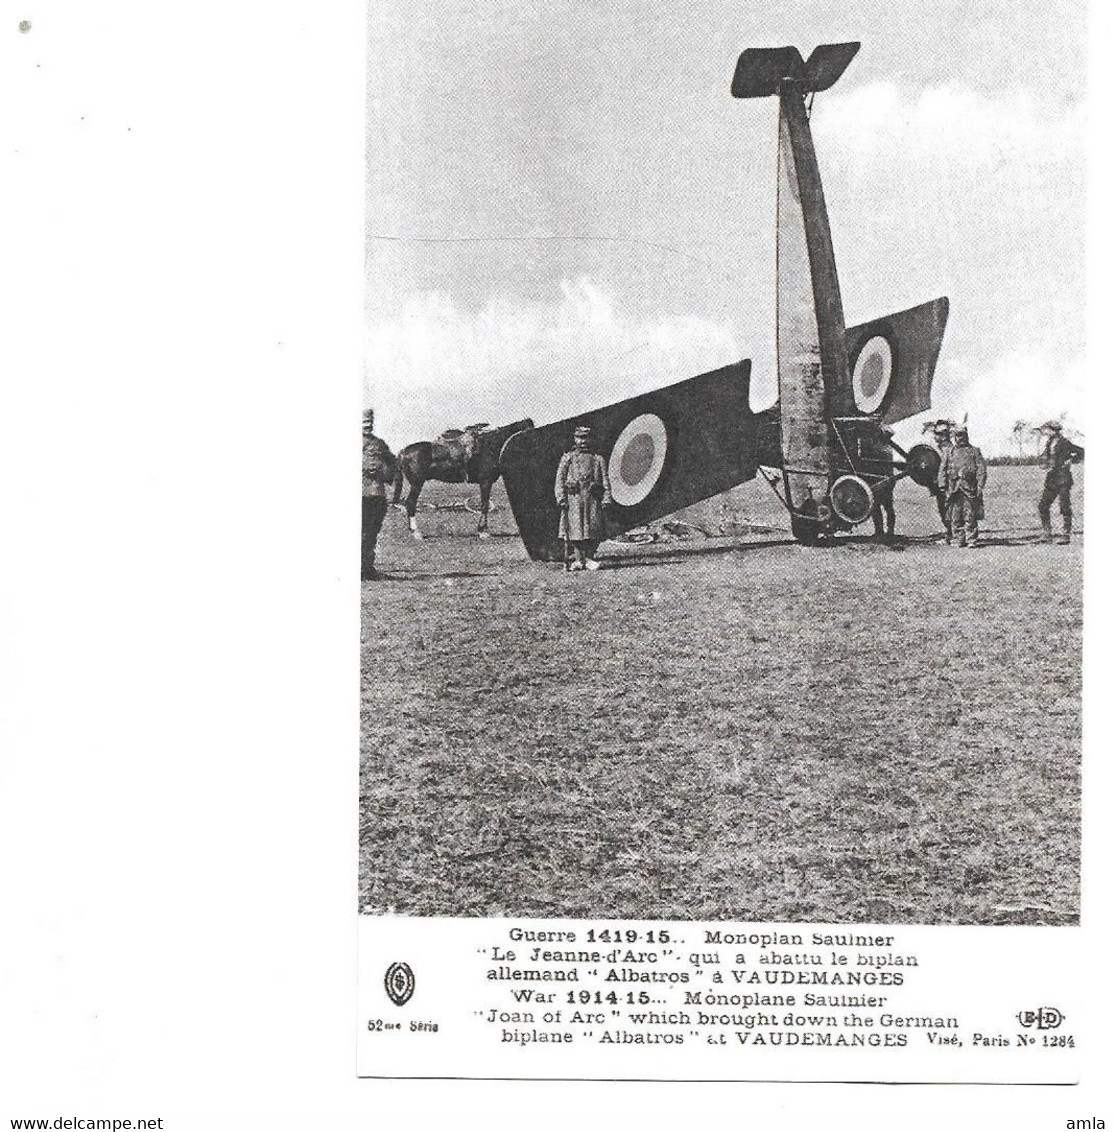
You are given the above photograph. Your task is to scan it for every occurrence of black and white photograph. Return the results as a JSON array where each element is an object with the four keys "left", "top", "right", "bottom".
[
  {"left": 361, "top": 2, "right": 1083, "bottom": 929},
  {"left": 4, "top": 0, "right": 1113, "bottom": 1121}
]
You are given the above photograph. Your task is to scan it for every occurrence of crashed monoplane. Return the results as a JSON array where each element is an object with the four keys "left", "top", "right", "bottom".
[{"left": 498, "top": 42, "right": 948, "bottom": 559}]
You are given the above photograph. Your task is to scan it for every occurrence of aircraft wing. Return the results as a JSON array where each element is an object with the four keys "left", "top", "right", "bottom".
[
  {"left": 845, "top": 297, "right": 950, "bottom": 425},
  {"left": 499, "top": 361, "right": 756, "bottom": 561}
]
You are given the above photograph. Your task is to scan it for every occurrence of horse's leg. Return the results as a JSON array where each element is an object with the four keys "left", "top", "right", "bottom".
[
  {"left": 391, "top": 455, "right": 410, "bottom": 514},
  {"left": 477, "top": 479, "right": 492, "bottom": 538},
  {"left": 407, "top": 478, "right": 424, "bottom": 539}
]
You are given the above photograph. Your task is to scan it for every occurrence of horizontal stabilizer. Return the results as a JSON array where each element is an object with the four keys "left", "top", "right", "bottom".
[
  {"left": 731, "top": 42, "right": 859, "bottom": 98},
  {"left": 500, "top": 363, "right": 755, "bottom": 561},
  {"left": 804, "top": 43, "right": 861, "bottom": 92},
  {"left": 845, "top": 297, "right": 950, "bottom": 425}
]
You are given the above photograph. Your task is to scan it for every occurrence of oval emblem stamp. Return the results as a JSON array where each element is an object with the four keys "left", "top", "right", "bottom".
[{"left": 384, "top": 961, "right": 415, "bottom": 1006}]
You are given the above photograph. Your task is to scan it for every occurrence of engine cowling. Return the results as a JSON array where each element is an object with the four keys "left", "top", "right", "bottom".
[{"left": 904, "top": 442, "right": 941, "bottom": 489}]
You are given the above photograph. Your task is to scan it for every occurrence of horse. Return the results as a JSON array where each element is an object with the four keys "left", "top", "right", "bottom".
[{"left": 392, "top": 418, "right": 533, "bottom": 539}]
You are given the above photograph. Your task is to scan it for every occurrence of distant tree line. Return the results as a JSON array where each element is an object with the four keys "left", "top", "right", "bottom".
[
  {"left": 986, "top": 454, "right": 1045, "bottom": 466},
  {"left": 917, "top": 417, "right": 1079, "bottom": 461},
  {"left": 984, "top": 417, "right": 1083, "bottom": 462}
]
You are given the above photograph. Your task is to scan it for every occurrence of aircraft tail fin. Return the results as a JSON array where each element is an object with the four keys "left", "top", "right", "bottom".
[{"left": 730, "top": 42, "right": 859, "bottom": 99}]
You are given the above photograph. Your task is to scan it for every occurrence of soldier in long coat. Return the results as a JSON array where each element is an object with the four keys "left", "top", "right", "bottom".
[
  {"left": 1038, "top": 421, "right": 1084, "bottom": 544},
  {"left": 937, "top": 424, "right": 987, "bottom": 548},
  {"left": 362, "top": 409, "right": 398, "bottom": 580},
  {"left": 554, "top": 425, "right": 612, "bottom": 571}
]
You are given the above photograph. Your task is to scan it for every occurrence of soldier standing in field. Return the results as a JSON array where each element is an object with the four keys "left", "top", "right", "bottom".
[
  {"left": 927, "top": 419, "right": 954, "bottom": 541},
  {"left": 362, "top": 408, "right": 398, "bottom": 580},
  {"left": 554, "top": 425, "right": 612, "bottom": 571},
  {"left": 1038, "top": 421, "right": 1084, "bottom": 545},
  {"left": 937, "top": 424, "right": 987, "bottom": 548}
]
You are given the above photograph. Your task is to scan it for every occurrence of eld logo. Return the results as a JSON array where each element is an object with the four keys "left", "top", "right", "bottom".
[
  {"left": 1017, "top": 1006, "right": 1064, "bottom": 1030},
  {"left": 384, "top": 961, "right": 415, "bottom": 1007}
]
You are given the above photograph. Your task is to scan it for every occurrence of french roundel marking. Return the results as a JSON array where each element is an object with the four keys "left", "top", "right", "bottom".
[
  {"left": 608, "top": 413, "right": 669, "bottom": 506},
  {"left": 852, "top": 335, "right": 893, "bottom": 413}
]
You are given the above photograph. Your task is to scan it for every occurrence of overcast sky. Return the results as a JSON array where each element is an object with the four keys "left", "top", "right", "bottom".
[{"left": 364, "top": 0, "right": 1085, "bottom": 452}]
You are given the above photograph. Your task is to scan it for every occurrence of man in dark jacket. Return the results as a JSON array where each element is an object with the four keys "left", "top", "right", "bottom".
[
  {"left": 921, "top": 419, "right": 954, "bottom": 540},
  {"left": 362, "top": 409, "right": 398, "bottom": 580},
  {"left": 1038, "top": 421, "right": 1084, "bottom": 544},
  {"left": 938, "top": 425, "right": 987, "bottom": 548}
]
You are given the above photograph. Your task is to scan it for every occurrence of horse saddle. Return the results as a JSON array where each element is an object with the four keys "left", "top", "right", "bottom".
[{"left": 431, "top": 424, "right": 491, "bottom": 476}]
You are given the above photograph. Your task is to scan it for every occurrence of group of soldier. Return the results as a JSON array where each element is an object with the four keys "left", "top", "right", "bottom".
[
  {"left": 925, "top": 420, "right": 988, "bottom": 548},
  {"left": 361, "top": 409, "right": 1083, "bottom": 579},
  {"left": 913, "top": 418, "right": 1083, "bottom": 549}
]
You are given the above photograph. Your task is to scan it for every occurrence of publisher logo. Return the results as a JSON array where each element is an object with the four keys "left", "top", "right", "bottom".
[
  {"left": 385, "top": 961, "right": 415, "bottom": 1007},
  {"left": 1017, "top": 1006, "right": 1064, "bottom": 1030}
]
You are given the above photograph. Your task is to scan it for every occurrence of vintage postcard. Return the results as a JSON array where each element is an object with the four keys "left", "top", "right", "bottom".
[
  {"left": 359, "top": 0, "right": 1090, "bottom": 1084},
  {"left": 5, "top": 2, "right": 1111, "bottom": 1127}
]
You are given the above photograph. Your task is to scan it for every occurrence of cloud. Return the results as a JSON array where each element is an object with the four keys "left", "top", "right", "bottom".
[
  {"left": 888, "top": 347, "right": 1085, "bottom": 454},
  {"left": 365, "top": 83, "right": 1086, "bottom": 456},
  {"left": 368, "top": 283, "right": 1084, "bottom": 456},
  {"left": 940, "top": 349, "right": 1084, "bottom": 447},
  {"left": 813, "top": 80, "right": 1085, "bottom": 452},
  {"left": 814, "top": 80, "right": 1085, "bottom": 169},
  {"left": 365, "top": 278, "right": 742, "bottom": 441}
]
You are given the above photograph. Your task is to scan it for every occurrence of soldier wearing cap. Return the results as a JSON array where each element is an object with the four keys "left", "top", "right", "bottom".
[
  {"left": 1038, "top": 421, "right": 1084, "bottom": 544},
  {"left": 362, "top": 408, "right": 398, "bottom": 580},
  {"left": 555, "top": 425, "right": 613, "bottom": 571},
  {"left": 937, "top": 424, "right": 987, "bottom": 548},
  {"left": 926, "top": 419, "right": 954, "bottom": 540}
]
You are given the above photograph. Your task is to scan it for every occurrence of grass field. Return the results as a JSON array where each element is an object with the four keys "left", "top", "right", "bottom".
[{"left": 359, "top": 465, "right": 1081, "bottom": 925}]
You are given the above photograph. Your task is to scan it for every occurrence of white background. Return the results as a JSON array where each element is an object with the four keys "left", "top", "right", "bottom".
[{"left": 1, "top": 2, "right": 1112, "bottom": 1128}]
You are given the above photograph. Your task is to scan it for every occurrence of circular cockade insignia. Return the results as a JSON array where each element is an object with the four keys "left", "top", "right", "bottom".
[
  {"left": 608, "top": 412, "right": 669, "bottom": 507},
  {"left": 384, "top": 961, "right": 415, "bottom": 1007},
  {"left": 852, "top": 335, "right": 893, "bottom": 414}
]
